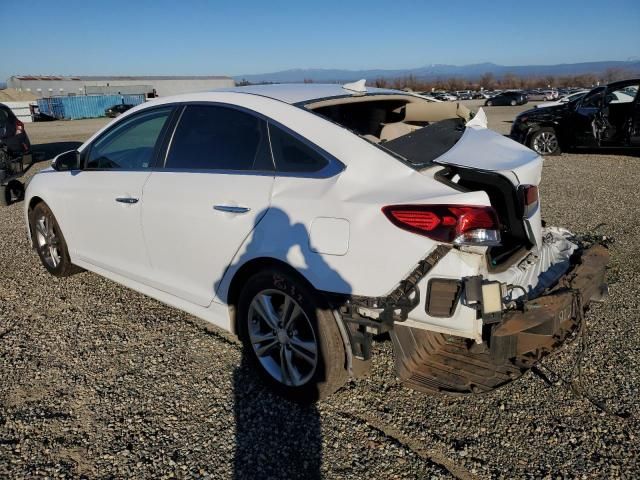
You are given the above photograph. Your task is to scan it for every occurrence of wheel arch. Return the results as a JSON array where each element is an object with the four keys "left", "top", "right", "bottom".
[
  {"left": 26, "top": 195, "right": 45, "bottom": 245},
  {"left": 226, "top": 256, "right": 320, "bottom": 336},
  {"left": 525, "top": 121, "right": 565, "bottom": 148},
  {"left": 225, "top": 256, "right": 354, "bottom": 375}
]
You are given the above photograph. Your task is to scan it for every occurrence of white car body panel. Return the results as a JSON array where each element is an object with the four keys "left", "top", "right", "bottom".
[
  {"left": 26, "top": 85, "right": 552, "bottom": 343},
  {"left": 434, "top": 125, "right": 543, "bottom": 186},
  {"left": 140, "top": 170, "right": 275, "bottom": 307}
]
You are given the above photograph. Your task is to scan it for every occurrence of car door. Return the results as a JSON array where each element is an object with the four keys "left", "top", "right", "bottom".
[
  {"left": 57, "top": 106, "right": 174, "bottom": 280},
  {"left": 140, "top": 104, "right": 275, "bottom": 307},
  {"left": 571, "top": 87, "right": 605, "bottom": 147},
  {"left": 598, "top": 82, "right": 640, "bottom": 146}
]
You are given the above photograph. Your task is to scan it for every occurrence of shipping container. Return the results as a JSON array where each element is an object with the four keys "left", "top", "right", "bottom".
[{"left": 37, "top": 94, "right": 146, "bottom": 120}]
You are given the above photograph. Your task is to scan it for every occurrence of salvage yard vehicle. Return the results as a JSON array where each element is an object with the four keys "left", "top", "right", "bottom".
[
  {"left": 534, "top": 90, "right": 589, "bottom": 109},
  {"left": 511, "top": 79, "right": 640, "bottom": 155},
  {"left": 24, "top": 83, "right": 609, "bottom": 402},
  {"left": 0, "top": 102, "right": 32, "bottom": 205},
  {"left": 485, "top": 90, "right": 528, "bottom": 106}
]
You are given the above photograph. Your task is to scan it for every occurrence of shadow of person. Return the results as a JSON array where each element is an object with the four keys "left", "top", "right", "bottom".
[{"left": 222, "top": 207, "right": 352, "bottom": 479}]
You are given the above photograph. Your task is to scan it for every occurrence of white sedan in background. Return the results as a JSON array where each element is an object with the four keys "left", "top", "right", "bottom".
[
  {"left": 535, "top": 90, "right": 589, "bottom": 108},
  {"left": 25, "top": 83, "right": 608, "bottom": 402}
]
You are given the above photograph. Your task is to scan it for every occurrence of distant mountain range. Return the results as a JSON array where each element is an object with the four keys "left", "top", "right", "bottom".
[{"left": 236, "top": 61, "right": 640, "bottom": 83}]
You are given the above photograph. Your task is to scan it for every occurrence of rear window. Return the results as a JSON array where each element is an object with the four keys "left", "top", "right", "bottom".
[
  {"left": 268, "top": 124, "right": 328, "bottom": 173},
  {"left": 381, "top": 118, "right": 466, "bottom": 170}
]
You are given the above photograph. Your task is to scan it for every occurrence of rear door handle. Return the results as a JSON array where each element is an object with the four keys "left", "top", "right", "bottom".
[
  {"left": 214, "top": 205, "right": 251, "bottom": 214},
  {"left": 115, "top": 197, "right": 139, "bottom": 204}
]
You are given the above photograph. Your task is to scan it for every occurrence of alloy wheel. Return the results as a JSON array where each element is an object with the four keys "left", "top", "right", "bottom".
[
  {"left": 533, "top": 131, "right": 559, "bottom": 155},
  {"left": 247, "top": 289, "right": 318, "bottom": 387},
  {"left": 34, "top": 213, "right": 62, "bottom": 269}
]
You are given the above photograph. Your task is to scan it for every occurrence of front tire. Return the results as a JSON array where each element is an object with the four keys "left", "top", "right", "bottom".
[
  {"left": 510, "top": 99, "right": 517, "bottom": 106},
  {"left": 529, "top": 127, "right": 561, "bottom": 155},
  {"left": 29, "top": 202, "right": 82, "bottom": 277},
  {"left": 486, "top": 100, "right": 493, "bottom": 106},
  {"left": 237, "top": 268, "right": 347, "bottom": 403}
]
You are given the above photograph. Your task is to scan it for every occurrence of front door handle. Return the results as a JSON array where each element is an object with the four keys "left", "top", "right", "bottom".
[
  {"left": 115, "top": 197, "right": 139, "bottom": 204},
  {"left": 214, "top": 205, "right": 251, "bottom": 214}
]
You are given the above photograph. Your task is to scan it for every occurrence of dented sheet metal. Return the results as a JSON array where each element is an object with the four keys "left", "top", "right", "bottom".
[{"left": 488, "top": 227, "right": 578, "bottom": 300}]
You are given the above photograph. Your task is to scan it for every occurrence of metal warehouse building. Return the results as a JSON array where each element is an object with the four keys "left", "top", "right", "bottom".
[{"left": 7, "top": 75, "right": 235, "bottom": 98}]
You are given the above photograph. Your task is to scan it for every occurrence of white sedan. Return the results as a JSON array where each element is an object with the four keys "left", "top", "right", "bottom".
[
  {"left": 25, "top": 83, "right": 608, "bottom": 402},
  {"left": 535, "top": 90, "right": 589, "bottom": 108}
]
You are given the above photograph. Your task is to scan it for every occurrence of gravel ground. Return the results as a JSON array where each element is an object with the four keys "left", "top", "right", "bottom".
[{"left": 1, "top": 108, "right": 639, "bottom": 479}]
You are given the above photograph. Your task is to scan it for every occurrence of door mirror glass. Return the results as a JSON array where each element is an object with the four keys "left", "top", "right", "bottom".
[{"left": 52, "top": 150, "right": 80, "bottom": 171}]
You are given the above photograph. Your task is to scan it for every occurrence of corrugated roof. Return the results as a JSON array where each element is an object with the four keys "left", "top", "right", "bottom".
[{"left": 12, "top": 75, "right": 232, "bottom": 81}]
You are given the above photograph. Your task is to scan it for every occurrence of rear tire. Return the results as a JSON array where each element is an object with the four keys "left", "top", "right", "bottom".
[
  {"left": 237, "top": 268, "right": 348, "bottom": 403},
  {"left": 486, "top": 100, "right": 493, "bottom": 106},
  {"left": 29, "top": 202, "right": 82, "bottom": 277},
  {"left": 529, "top": 127, "right": 561, "bottom": 155}
]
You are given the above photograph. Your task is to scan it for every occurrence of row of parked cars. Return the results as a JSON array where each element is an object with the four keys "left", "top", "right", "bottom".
[{"left": 425, "top": 87, "right": 601, "bottom": 107}]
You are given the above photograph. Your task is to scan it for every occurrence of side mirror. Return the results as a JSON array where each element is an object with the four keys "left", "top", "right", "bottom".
[{"left": 52, "top": 150, "right": 80, "bottom": 171}]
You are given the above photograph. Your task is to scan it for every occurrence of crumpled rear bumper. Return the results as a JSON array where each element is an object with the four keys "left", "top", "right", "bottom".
[
  {"left": 490, "top": 243, "right": 609, "bottom": 364},
  {"left": 389, "top": 243, "right": 609, "bottom": 395}
]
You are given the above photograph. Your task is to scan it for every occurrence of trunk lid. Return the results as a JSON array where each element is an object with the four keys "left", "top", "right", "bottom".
[{"left": 433, "top": 125, "right": 543, "bottom": 187}]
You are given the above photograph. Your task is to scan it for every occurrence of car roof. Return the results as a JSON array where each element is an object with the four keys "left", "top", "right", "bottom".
[
  {"left": 216, "top": 83, "right": 402, "bottom": 105},
  {"left": 606, "top": 78, "right": 640, "bottom": 89}
]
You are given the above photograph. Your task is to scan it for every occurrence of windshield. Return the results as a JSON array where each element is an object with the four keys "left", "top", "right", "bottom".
[
  {"left": 379, "top": 118, "right": 466, "bottom": 170},
  {"left": 579, "top": 87, "right": 605, "bottom": 108},
  {"left": 565, "top": 92, "right": 586, "bottom": 102}
]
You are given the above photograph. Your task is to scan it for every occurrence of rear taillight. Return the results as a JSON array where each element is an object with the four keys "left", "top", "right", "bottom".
[
  {"left": 15, "top": 119, "right": 24, "bottom": 135},
  {"left": 382, "top": 205, "right": 501, "bottom": 246},
  {"left": 519, "top": 185, "right": 539, "bottom": 217}
]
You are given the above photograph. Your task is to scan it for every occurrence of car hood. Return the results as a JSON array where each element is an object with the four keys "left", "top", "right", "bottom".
[{"left": 433, "top": 125, "right": 543, "bottom": 186}]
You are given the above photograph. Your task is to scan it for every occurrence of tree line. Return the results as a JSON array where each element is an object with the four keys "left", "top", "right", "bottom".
[{"left": 369, "top": 67, "right": 637, "bottom": 91}]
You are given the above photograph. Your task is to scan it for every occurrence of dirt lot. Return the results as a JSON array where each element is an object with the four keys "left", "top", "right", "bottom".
[{"left": 1, "top": 104, "right": 639, "bottom": 479}]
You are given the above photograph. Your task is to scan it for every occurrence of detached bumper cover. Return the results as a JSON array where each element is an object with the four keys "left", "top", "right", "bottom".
[{"left": 390, "top": 243, "right": 609, "bottom": 394}]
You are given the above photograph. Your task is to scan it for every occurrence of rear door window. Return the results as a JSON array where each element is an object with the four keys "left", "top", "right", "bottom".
[
  {"left": 165, "top": 105, "right": 272, "bottom": 171},
  {"left": 268, "top": 124, "right": 328, "bottom": 173}
]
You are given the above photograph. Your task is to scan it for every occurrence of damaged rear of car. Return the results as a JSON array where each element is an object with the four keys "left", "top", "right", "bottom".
[
  {"left": 302, "top": 87, "right": 609, "bottom": 395},
  {"left": 26, "top": 83, "right": 608, "bottom": 401}
]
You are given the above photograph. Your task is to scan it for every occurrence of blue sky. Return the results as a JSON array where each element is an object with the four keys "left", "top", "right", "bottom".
[{"left": 2, "top": 0, "right": 639, "bottom": 80}]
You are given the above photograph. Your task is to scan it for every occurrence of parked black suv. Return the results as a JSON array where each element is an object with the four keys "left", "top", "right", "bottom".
[
  {"left": 510, "top": 79, "right": 640, "bottom": 155},
  {"left": 1, "top": 103, "right": 32, "bottom": 205},
  {"left": 485, "top": 91, "right": 528, "bottom": 106},
  {"left": 0, "top": 103, "right": 31, "bottom": 158}
]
